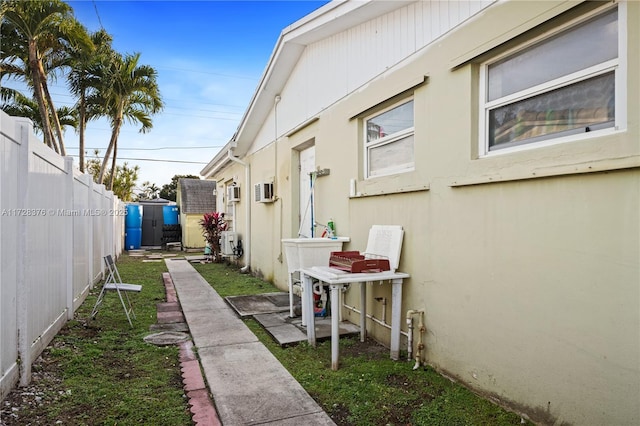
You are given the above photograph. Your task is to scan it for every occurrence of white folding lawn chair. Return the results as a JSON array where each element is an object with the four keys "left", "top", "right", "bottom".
[{"left": 90, "top": 255, "right": 142, "bottom": 326}]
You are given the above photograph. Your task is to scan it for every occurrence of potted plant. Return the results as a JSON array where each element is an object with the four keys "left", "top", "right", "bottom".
[{"left": 199, "top": 211, "right": 227, "bottom": 262}]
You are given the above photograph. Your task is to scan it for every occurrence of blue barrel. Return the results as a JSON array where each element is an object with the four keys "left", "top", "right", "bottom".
[
  {"left": 125, "top": 227, "right": 142, "bottom": 250},
  {"left": 162, "top": 205, "right": 179, "bottom": 225},
  {"left": 125, "top": 204, "right": 143, "bottom": 228}
]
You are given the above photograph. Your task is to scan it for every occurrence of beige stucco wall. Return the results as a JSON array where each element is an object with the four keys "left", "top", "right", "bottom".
[
  {"left": 176, "top": 190, "right": 207, "bottom": 249},
  {"left": 182, "top": 214, "right": 206, "bottom": 249},
  {"left": 210, "top": 1, "right": 639, "bottom": 424},
  {"left": 211, "top": 162, "right": 250, "bottom": 258}
]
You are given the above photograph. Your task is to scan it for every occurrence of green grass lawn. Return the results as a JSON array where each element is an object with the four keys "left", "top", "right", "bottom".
[
  {"left": 1, "top": 254, "right": 191, "bottom": 425},
  {"left": 193, "top": 261, "right": 529, "bottom": 426},
  {"left": 2, "top": 255, "right": 528, "bottom": 425}
]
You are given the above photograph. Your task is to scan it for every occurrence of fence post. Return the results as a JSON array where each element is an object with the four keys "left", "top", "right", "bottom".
[
  {"left": 15, "top": 119, "right": 31, "bottom": 386},
  {"left": 64, "top": 157, "right": 74, "bottom": 320},
  {"left": 87, "top": 177, "right": 95, "bottom": 287},
  {"left": 102, "top": 190, "right": 116, "bottom": 259},
  {"left": 98, "top": 184, "right": 106, "bottom": 274}
]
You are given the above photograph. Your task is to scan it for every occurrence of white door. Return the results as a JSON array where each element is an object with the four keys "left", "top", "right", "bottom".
[{"left": 299, "top": 146, "right": 315, "bottom": 237}]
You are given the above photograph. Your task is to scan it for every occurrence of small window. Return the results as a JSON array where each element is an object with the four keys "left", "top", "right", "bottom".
[
  {"left": 364, "top": 99, "right": 414, "bottom": 178},
  {"left": 224, "top": 182, "right": 234, "bottom": 217},
  {"left": 480, "top": 6, "right": 622, "bottom": 154}
]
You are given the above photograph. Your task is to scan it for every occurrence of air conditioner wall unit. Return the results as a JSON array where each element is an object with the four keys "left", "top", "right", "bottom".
[
  {"left": 254, "top": 182, "right": 274, "bottom": 203},
  {"left": 227, "top": 185, "right": 240, "bottom": 202},
  {"left": 220, "top": 231, "right": 238, "bottom": 256}
]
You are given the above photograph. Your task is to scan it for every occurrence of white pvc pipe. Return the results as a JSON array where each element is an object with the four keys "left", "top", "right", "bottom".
[
  {"left": 406, "top": 309, "right": 425, "bottom": 368},
  {"left": 407, "top": 316, "right": 414, "bottom": 362},
  {"left": 226, "top": 150, "right": 250, "bottom": 272},
  {"left": 342, "top": 303, "right": 409, "bottom": 338},
  {"left": 331, "top": 284, "right": 340, "bottom": 370}
]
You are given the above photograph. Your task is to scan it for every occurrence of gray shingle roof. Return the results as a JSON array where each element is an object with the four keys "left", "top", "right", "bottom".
[{"left": 179, "top": 179, "right": 217, "bottom": 214}]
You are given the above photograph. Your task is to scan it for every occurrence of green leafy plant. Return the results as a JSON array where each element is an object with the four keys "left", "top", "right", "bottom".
[{"left": 199, "top": 211, "right": 227, "bottom": 261}]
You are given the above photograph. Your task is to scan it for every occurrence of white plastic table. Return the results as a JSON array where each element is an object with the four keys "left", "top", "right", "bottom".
[{"left": 301, "top": 266, "right": 410, "bottom": 370}]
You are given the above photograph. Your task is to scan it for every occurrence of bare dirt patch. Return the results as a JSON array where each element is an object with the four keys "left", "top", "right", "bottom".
[{"left": 1, "top": 349, "right": 67, "bottom": 425}]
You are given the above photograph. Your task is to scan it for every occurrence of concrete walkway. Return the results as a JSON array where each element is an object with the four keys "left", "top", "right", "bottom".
[{"left": 165, "top": 259, "right": 336, "bottom": 426}]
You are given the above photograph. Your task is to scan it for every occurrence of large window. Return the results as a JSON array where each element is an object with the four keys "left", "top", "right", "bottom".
[
  {"left": 364, "top": 99, "right": 414, "bottom": 178},
  {"left": 480, "top": 6, "right": 622, "bottom": 154}
]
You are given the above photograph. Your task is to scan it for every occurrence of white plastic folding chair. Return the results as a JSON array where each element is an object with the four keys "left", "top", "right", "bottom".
[
  {"left": 363, "top": 225, "right": 405, "bottom": 273},
  {"left": 90, "top": 255, "right": 142, "bottom": 326}
]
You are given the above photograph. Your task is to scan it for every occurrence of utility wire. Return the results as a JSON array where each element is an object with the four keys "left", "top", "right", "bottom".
[
  {"left": 155, "top": 66, "right": 258, "bottom": 81},
  {"left": 92, "top": 0, "right": 104, "bottom": 29},
  {"left": 70, "top": 155, "right": 207, "bottom": 165},
  {"left": 68, "top": 146, "right": 224, "bottom": 151}
]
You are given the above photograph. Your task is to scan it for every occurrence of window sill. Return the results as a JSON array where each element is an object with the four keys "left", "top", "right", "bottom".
[
  {"left": 449, "top": 155, "right": 640, "bottom": 187},
  {"left": 350, "top": 184, "right": 429, "bottom": 198}
]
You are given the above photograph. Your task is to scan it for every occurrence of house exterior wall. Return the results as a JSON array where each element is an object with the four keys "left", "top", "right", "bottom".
[
  {"left": 210, "top": 162, "right": 249, "bottom": 257},
  {"left": 207, "top": 1, "right": 639, "bottom": 424},
  {"left": 247, "top": 0, "right": 494, "bottom": 156}
]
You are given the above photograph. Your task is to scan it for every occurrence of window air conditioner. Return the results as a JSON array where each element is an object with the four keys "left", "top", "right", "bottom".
[
  {"left": 220, "top": 231, "right": 237, "bottom": 256},
  {"left": 227, "top": 185, "right": 240, "bottom": 202},
  {"left": 254, "top": 182, "right": 274, "bottom": 203}
]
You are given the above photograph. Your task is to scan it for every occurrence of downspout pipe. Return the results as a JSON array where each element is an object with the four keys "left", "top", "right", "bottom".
[{"left": 227, "top": 149, "right": 251, "bottom": 273}]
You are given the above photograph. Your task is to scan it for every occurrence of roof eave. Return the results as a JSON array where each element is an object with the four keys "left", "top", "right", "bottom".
[
  {"left": 232, "top": 0, "right": 414, "bottom": 158},
  {"left": 200, "top": 140, "right": 237, "bottom": 178}
]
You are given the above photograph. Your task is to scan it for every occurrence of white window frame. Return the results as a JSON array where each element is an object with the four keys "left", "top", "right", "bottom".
[
  {"left": 478, "top": 3, "right": 627, "bottom": 157},
  {"left": 224, "top": 180, "right": 235, "bottom": 218},
  {"left": 364, "top": 98, "right": 415, "bottom": 179}
]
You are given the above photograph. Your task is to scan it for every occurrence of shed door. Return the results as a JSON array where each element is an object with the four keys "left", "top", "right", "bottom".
[
  {"left": 299, "top": 146, "right": 315, "bottom": 238},
  {"left": 141, "top": 205, "right": 163, "bottom": 246}
]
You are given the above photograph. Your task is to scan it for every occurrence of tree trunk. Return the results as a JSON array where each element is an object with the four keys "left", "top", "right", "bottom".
[
  {"left": 39, "top": 66, "right": 66, "bottom": 156},
  {"left": 98, "top": 114, "right": 122, "bottom": 185},
  {"left": 98, "top": 131, "right": 115, "bottom": 185},
  {"left": 28, "top": 40, "right": 57, "bottom": 153},
  {"left": 79, "top": 93, "right": 86, "bottom": 172},
  {"left": 108, "top": 139, "right": 118, "bottom": 191}
]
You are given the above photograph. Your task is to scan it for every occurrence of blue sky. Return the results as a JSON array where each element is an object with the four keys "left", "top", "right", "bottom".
[{"left": 33, "top": 1, "right": 329, "bottom": 188}]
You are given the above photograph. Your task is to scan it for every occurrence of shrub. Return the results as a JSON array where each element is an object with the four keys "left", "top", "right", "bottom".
[{"left": 199, "top": 211, "right": 227, "bottom": 261}]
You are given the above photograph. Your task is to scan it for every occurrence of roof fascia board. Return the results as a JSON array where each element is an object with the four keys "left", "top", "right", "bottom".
[
  {"left": 285, "top": 0, "right": 416, "bottom": 45},
  {"left": 200, "top": 140, "right": 236, "bottom": 178}
]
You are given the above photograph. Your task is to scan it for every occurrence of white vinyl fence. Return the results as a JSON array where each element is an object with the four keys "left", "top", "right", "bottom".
[{"left": 0, "top": 111, "right": 125, "bottom": 400}]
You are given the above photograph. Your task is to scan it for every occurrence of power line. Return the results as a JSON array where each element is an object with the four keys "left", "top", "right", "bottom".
[
  {"left": 92, "top": 0, "right": 104, "bottom": 30},
  {"left": 155, "top": 66, "right": 258, "bottom": 81},
  {"left": 39, "top": 91, "right": 245, "bottom": 120},
  {"left": 45, "top": 89, "right": 247, "bottom": 111},
  {"left": 72, "top": 155, "right": 208, "bottom": 165},
  {"left": 68, "top": 146, "right": 224, "bottom": 151},
  {"left": 160, "top": 112, "right": 240, "bottom": 121}
]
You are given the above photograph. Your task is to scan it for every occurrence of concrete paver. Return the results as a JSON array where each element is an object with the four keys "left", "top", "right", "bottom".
[{"left": 165, "top": 259, "right": 335, "bottom": 426}]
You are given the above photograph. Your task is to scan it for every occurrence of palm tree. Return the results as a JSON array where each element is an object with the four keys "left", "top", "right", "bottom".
[
  {"left": 86, "top": 150, "right": 140, "bottom": 201},
  {"left": 94, "top": 52, "right": 163, "bottom": 189},
  {"left": 0, "top": 18, "right": 57, "bottom": 151},
  {"left": 139, "top": 181, "right": 160, "bottom": 200},
  {"left": 67, "top": 29, "right": 113, "bottom": 172},
  {"left": 1, "top": 88, "right": 77, "bottom": 133},
  {"left": 0, "top": 0, "right": 92, "bottom": 155}
]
